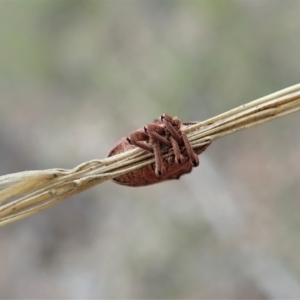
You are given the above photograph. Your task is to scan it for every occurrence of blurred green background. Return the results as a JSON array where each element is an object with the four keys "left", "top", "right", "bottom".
[{"left": 0, "top": 0, "right": 300, "bottom": 298}]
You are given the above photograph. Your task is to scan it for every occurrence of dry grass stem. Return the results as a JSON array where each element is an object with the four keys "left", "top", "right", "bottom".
[{"left": 0, "top": 84, "right": 299, "bottom": 226}]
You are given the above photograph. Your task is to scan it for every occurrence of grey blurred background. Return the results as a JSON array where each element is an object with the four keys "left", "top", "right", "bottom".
[{"left": 0, "top": 0, "right": 300, "bottom": 298}]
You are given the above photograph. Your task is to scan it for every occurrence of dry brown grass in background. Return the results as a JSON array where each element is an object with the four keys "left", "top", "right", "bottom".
[{"left": 0, "top": 83, "right": 299, "bottom": 227}]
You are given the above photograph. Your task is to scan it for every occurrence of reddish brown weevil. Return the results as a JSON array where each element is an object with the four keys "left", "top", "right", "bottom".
[{"left": 108, "top": 114, "right": 210, "bottom": 187}]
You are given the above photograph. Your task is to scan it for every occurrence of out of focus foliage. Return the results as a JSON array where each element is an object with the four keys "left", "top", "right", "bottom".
[{"left": 0, "top": 0, "right": 299, "bottom": 298}]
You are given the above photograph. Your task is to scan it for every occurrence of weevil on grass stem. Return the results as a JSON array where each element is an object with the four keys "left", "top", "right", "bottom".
[{"left": 108, "top": 114, "right": 210, "bottom": 187}]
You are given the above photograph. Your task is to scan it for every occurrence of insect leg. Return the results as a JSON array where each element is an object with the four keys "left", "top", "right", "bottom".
[
  {"left": 144, "top": 124, "right": 171, "bottom": 147},
  {"left": 182, "top": 133, "right": 199, "bottom": 166},
  {"left": 127, "top": 131, "right": 153, "bottom": 153},
  {"left": 151, "top": 138, "right": 166, "bottom": 177}
]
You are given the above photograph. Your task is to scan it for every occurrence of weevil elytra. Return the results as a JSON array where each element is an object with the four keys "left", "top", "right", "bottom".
[{"left": 108, "top": 114, "right": 210, "bottom": 187}]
